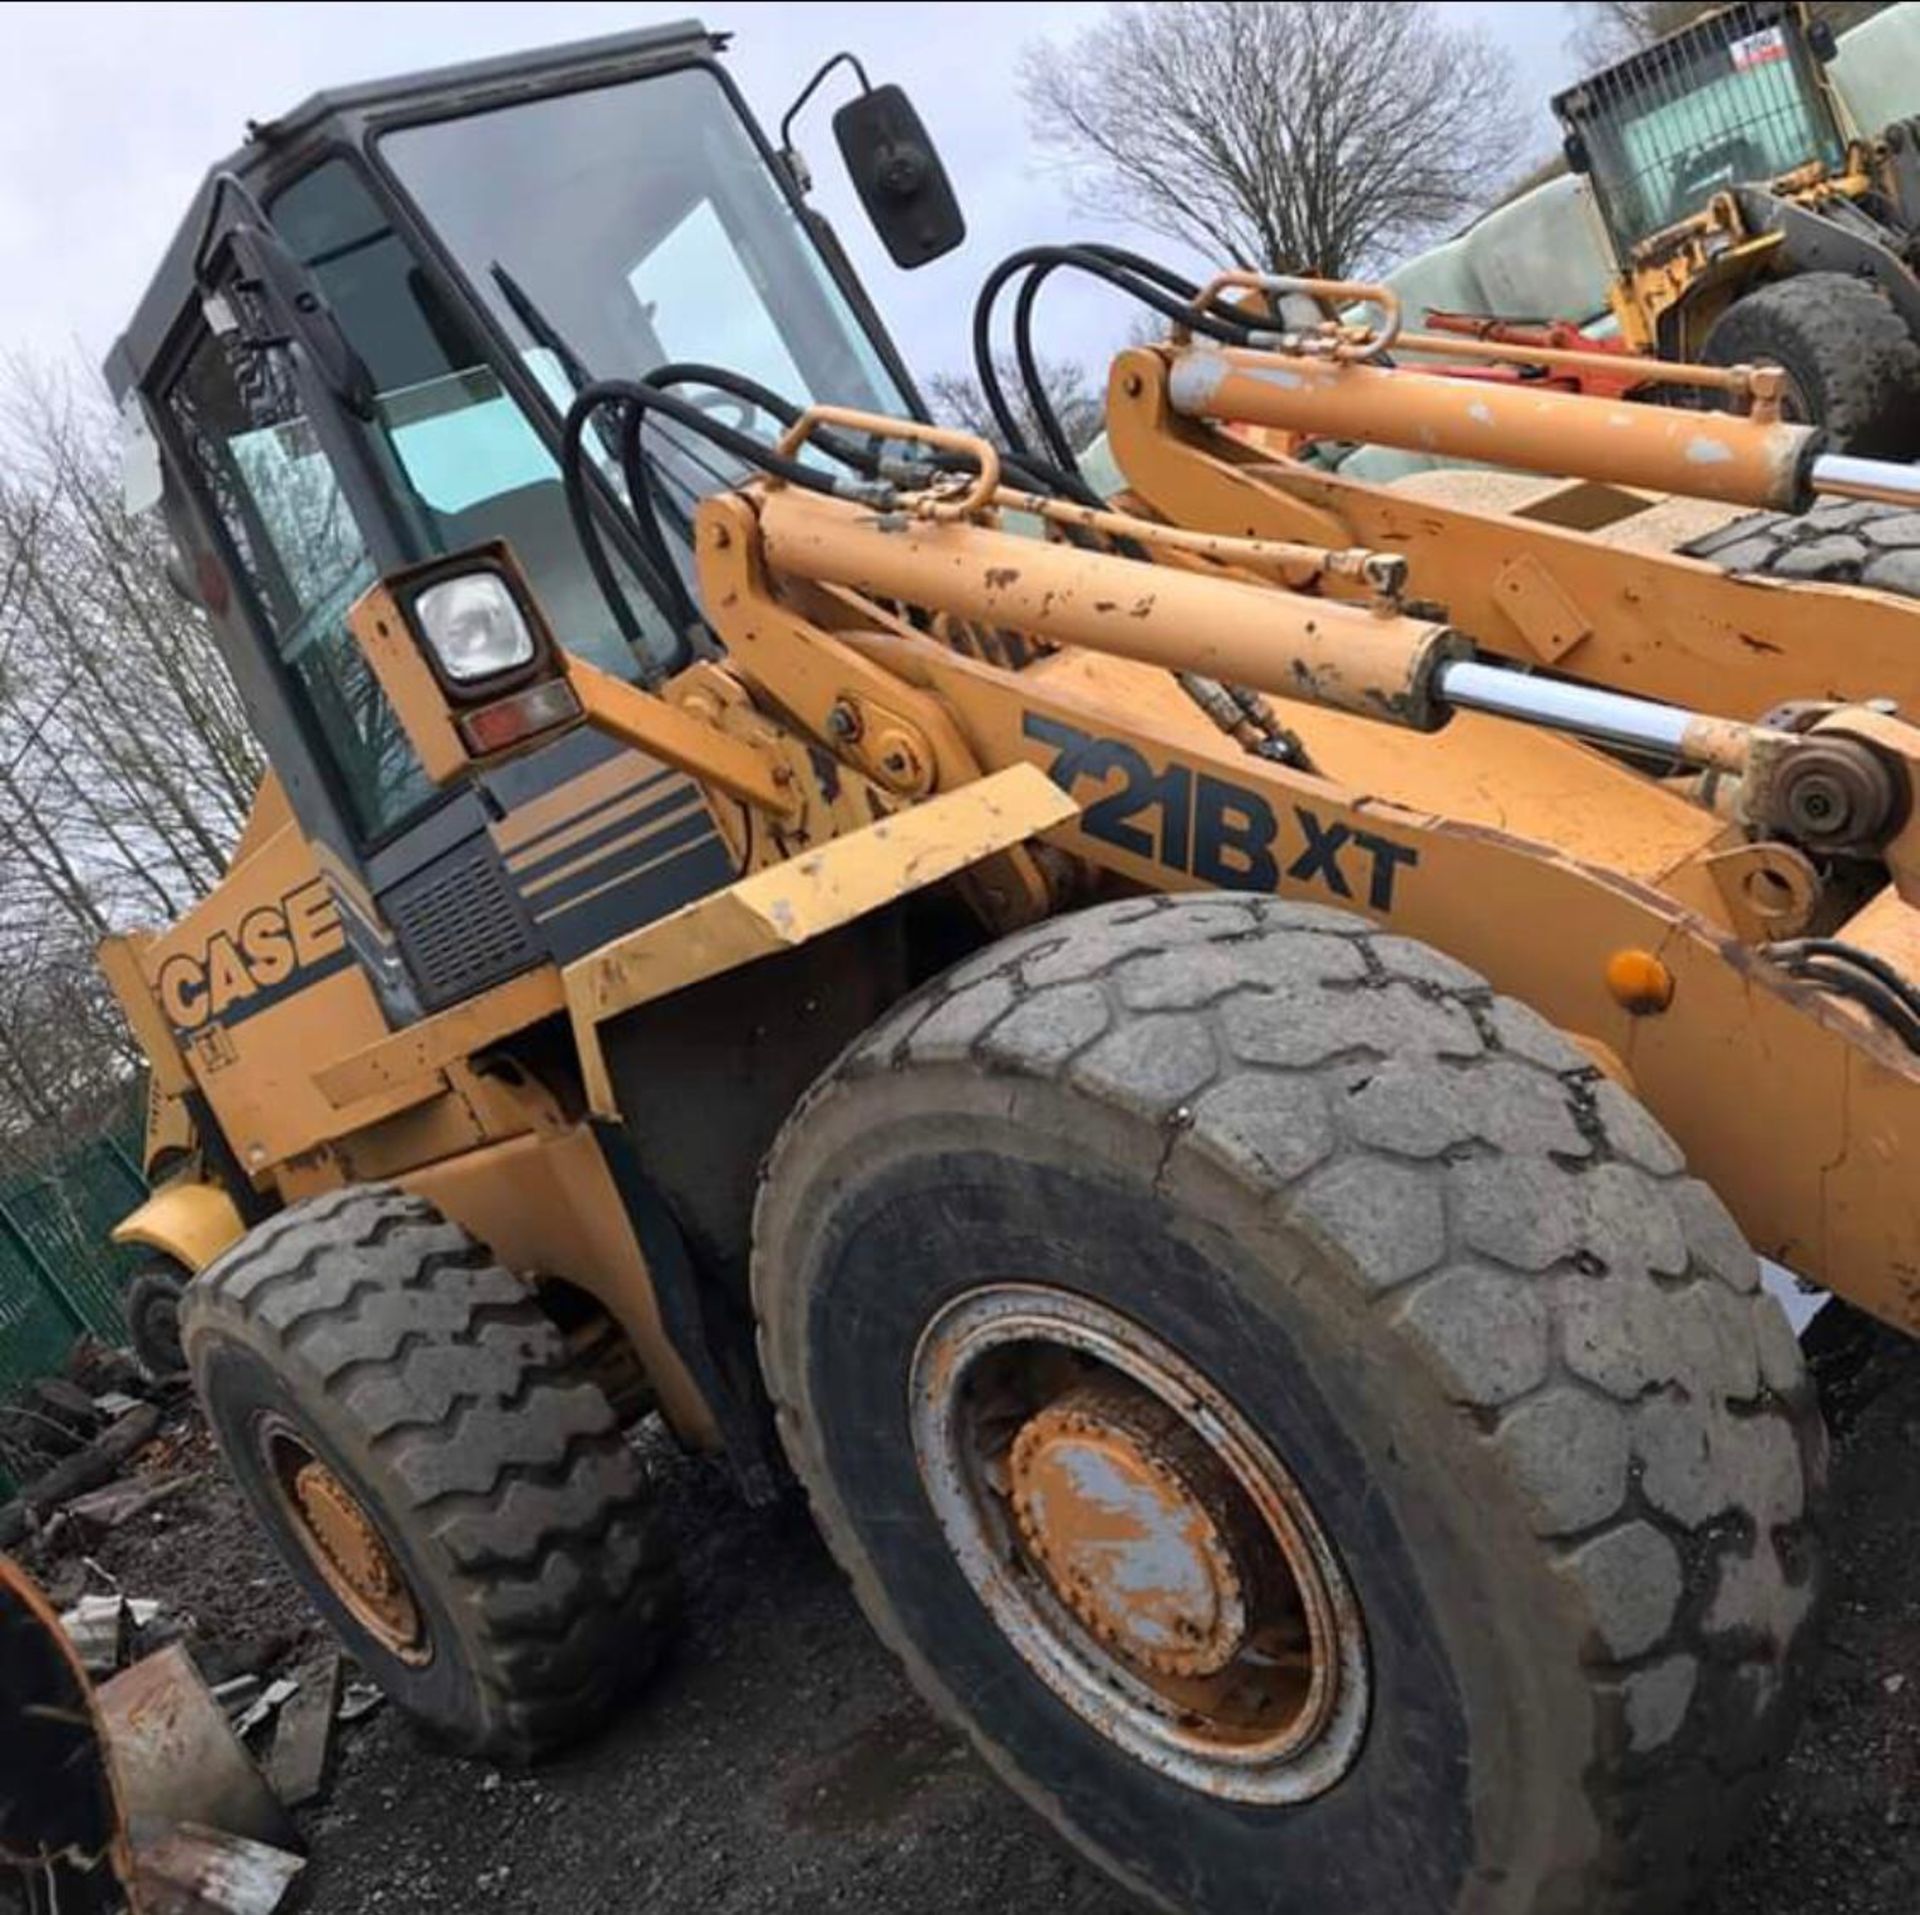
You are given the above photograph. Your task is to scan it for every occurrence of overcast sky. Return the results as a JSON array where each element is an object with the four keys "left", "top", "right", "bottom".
[{"left": 1, "top": 1, "right": 1583, "bottom": 393}]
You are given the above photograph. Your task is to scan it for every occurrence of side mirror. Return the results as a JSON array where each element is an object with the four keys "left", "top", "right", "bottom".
[
  {"left": 833, "top": 84, "right": 966, "bottom": 269},
  {"left": 120, "top": 397, "right": 164, "bottom": 517},
  {"left": 1563, "top": 131, "right": 1592, "bottom": 176}
]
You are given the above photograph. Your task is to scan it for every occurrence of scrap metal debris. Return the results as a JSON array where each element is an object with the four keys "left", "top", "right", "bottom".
[
  {"left": 232, "top": 1676, "right": 300, "bottom": 1742},
  {"left": 266, "top": 1655, "right": 343, "bottom": 1808},
  {"left": 337, "top": 1678, "right": 385, "bottom": 1725},
  {"left": 60, "top": 1593, "right": 166, "bottom": 1677},
  {"left": 0, "top": 1404, "right": 161, "bottom": 1549},
  {"left": 126, "top": 1819, "right": 304, "bottom": 1915},
  {"left": 62, "top": 1592, "right": 137, "bottom": 1676},
  {"left": 60, "top": 1474, "right": 196, "bottom": 1538},
  {"left": 4, "top": 1361, "right": 380, "bottom": 1913},
  {"left": 0, "top": 1553, "right": 132, "bottom": 1914},
  {"left": 96, "top": 1644, "right": 302, "bottom": 1856}
]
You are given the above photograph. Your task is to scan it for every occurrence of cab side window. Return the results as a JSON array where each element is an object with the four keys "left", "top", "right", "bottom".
[{"left": 166, "top": 322, "right": 436, "bottom": 841}]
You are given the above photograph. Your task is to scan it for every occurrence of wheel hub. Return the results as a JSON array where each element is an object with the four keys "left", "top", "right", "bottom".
[
  {"left": 293, "top": 1460, "right": 398, "bottom": 1599},
  {"left": 911, "top": 1283, "right": 1371, "bottom": 1805},
  {"left": 1010, "top": 1380, "right": 1252, "bottom": 1677},
  {"left": 265, "top": 1430, "right": 425, "bottom": 1659}
]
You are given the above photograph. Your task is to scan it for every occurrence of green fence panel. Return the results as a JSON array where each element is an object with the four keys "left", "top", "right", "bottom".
[
  {"left": 3, "top": 1174, "right": 136, "bottom": 1339},
  {"left": 0, "top": 1114, "right": 149, "bottom": 1382},
  {"left": 0, "top": 1264, "right": 81, "bottom": 1405},
  {"left": 0, "top": 1115, "right": 151, "bottom": 1496}
]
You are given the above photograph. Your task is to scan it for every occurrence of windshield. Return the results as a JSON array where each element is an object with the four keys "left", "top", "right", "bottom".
[
  {"left": 379, "top": 66, "right": 912, "bottom": 537},
  {"left": 1569, "top": 12, "right": 1843, "bottom": 248},
  {"left": 268, "top": 156, "right": 674, "bottom": 682}
]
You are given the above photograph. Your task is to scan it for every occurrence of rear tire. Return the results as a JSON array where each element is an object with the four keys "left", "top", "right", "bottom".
[
  {"left": 755, "top": 895, "right": 1825, "bottom": 1914},
  {"left": 1701, "top": 271, "right": 1920, "bottom": 457},
  {"left": 124, "top": 1262, "right": 188, "bottom": 1379},
  {"left": 181, "top": 1185, "right": 676, "bottom": 1759}
]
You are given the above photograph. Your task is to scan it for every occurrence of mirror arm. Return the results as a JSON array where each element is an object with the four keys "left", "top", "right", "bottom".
[{"left": 776, "top": 50, "right": 874, "bottom": 197}]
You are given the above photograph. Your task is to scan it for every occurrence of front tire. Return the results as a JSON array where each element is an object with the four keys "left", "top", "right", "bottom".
[
  {"left": 1701, "top": 272, "right": 1920, "bottom": 458},
  {"left": 755, "top": 895, "right": 1825, "bottom": 1913},
  {"left": 181, "top": 1186, "right": 676, "bottom": 1759}
]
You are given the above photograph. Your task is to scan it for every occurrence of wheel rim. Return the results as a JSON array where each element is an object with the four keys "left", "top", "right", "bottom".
[
  {"left": 259, "top": 1417, "right": 429, "bottom": 1663},
  {"left": 909, "top": 1284, "right": 1369, "bottom": 1804}
]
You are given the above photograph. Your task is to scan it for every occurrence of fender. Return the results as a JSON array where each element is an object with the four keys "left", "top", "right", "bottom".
[
  {"left": 109, "top": 1179, "right": 246, "bottom": 1276},
  {"left": 562, "top": 761, "right": 1078, "bottom": 1118},
  {"left": 1729, "top": 185, "right": 1920, "bottom": 336}
]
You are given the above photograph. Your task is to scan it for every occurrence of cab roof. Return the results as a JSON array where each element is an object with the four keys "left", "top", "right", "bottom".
[
  {"left": 1552, "top": 0, "right": 1799, "bottom": 127},
  {"left": 105, "top": 17, "right": 718, "bottom": 401}
]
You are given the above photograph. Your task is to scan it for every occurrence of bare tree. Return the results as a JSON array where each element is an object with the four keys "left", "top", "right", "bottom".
[
  {"left": 1020, "top": 2, "right": 1523, "bottom": 279},
  {"left": 926, "top": 354, "right": 1105, "bottom": 455},
  {"left": 0, "top": 358, "right": 263, "bottom": 1168},
  {"left": 1570, "top": 1, "right": 1887, "bottom": 66},
  {"left": 1573, "top": 0, "right": 1726, "bottom": 62}
]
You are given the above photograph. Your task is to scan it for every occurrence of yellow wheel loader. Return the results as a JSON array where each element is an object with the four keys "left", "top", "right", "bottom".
[
  {"left": 90, "top": 20, "right": 1920, "bottom": 1914},
  {"left": 1556, "top": 0, "right": 1920, "bottom": 453}
]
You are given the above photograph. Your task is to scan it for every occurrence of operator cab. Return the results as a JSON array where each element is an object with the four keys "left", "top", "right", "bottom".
[
  {"left": 107, "top": 20, "right": 960, "bottom": 1023},
  {"left": 1555, "top": 0, "right": 1846, "bottom": 257}
]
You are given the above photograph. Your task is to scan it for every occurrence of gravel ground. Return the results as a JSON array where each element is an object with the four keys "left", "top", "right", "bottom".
[
  {"left": 21, "top": 1319, "right": 1920, "bottom": 1914},
  {"left": 1710, "top": 1312, "right": 1920, "bottom": 1915},
  {"left": 26, "top": 1413, "right": 325, "bottom": 1685}
]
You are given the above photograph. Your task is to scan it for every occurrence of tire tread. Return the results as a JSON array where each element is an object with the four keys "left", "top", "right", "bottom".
[
  {"left": 183, "top": 1186, "right": 675, "bottom": 1759},
  {"left": 1703, "top": 271, "right": 1920, "bottom": 457},
  {"left": 755, "top": 895, "right": 1826, "bottom": 1911}
]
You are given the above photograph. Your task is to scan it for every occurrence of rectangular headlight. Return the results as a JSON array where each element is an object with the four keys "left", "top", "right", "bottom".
[{"left": 414, "top": 572, "right": 536, "bottom": 683}]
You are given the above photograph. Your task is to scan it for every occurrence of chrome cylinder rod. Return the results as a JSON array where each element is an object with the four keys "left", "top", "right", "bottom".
[
  {"left": 1435, "top": 660, "right": 1751, "bottom": 771},
  {"left": 1811, "top": 453, "right": 1920, "bottom": 508}
]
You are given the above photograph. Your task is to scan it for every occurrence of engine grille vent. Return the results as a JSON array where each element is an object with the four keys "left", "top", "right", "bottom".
[{"left": 384, "top": 842, "right": 541, "bottom": 1011}]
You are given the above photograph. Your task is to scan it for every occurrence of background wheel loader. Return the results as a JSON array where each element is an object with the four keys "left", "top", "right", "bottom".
[
  {"left": 1557, "top": 0, "right": 1920, "bottom": 450},
  {"left": 78, "top": 17, "right": 1920, "bottom": 1915}
]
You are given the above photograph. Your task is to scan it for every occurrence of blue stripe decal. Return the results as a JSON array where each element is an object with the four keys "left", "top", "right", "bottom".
[
  {"left": 529, "top": 808, "right": 719, "bottom": 923},
  {"left": 478, "top": 724, "right": 627, "bottom": 811},
  {"left": 512, "top": 780, "right": 697, "bottom": 889},
  {"left": 534, "top": 835, "right": 734, "bottom": 964},
  {"left": 171, "top": 945, "right": 358, "bottom": 1039}
]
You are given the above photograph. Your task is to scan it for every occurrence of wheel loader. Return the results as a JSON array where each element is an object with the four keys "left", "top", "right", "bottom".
[
  {"left": 81, "top": 18, "right": 1920, "bottom": 1915},
  {"left": 1556, "top": 0, "right": 1920, "bottom": 452}
]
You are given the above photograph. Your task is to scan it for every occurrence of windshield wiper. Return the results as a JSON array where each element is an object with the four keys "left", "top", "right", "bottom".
[{"left": 489, "top": 259, "right": 599, "bottom": 402}]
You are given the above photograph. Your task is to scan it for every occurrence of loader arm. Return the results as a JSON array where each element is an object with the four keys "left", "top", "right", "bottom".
[
  {"left": 636, "top": 464, "right": 1920, "bottom": 1338},
  {"left": 334, "top": 385, "right": 1920, "bottom": 1339},
  {"left": 1105, "top": 337, "right": 1920, "bottom": 725}
]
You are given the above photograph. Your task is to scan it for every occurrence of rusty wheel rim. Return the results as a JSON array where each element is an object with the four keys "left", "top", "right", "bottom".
[
  {"left": 910, "top": 1284, "right": 1368, "bottom": 1804},
  {"left": 258, "top": 1418, "right": 429, "bottom": 1664}
]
